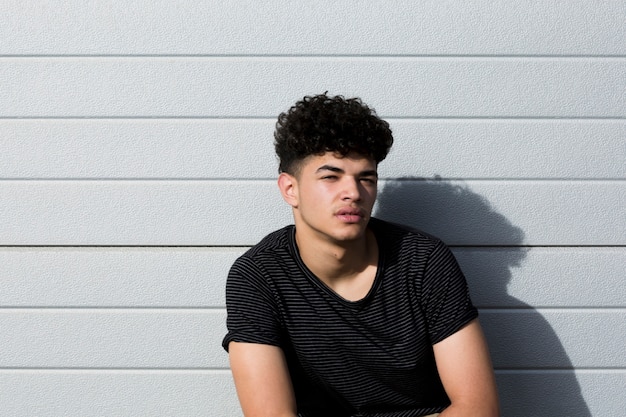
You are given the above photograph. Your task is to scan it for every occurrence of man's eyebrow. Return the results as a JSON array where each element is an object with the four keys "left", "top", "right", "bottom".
[
  {"left": 315, "top": 165, "right": 378, "bottom": 177},
  {"left": 315, "top": 164, "right": 344, "bottom": 173}
]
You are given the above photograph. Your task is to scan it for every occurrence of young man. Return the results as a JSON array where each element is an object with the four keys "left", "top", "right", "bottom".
[{"left": 222, "top": 94, "right": 499, "bottom": 417}]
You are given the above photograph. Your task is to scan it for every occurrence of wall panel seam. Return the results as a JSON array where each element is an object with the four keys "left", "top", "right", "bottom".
[
  {"left": 2, "top": 54, "right": 626, "bottom": 59},
  {"left": 2, "top": 116, "right": 626, "bottom": 121},
  {"left": 0, "top": 305, "right": 227, "bottom": 309},
  {"left": 2, "top": 245, "right": 625, "bottom": 248},
  {"left": 0, "top": 368, "right": 232, "bottom": 373}
]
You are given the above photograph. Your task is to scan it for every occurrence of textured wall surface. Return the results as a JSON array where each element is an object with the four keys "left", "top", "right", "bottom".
[{"left": 1, "top": 1, "right": 625, "bottom": 416}]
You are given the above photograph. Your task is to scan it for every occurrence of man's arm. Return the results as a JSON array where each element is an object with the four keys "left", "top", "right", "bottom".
[
  {"left": 228, "top": 341, "right": 298, "bottom": 417},
  {"left": 433, "top": 319, "right": 500, "bottom": 417}
]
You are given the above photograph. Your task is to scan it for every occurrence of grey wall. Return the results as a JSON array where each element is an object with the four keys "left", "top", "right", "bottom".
[{"left": 1, "top": 1, "right": 625, "bottom": 416}]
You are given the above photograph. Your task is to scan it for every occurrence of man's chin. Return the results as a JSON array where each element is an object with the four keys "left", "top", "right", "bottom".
[{"left": 331, "top": 225, "right": 369, "bottom": 242}]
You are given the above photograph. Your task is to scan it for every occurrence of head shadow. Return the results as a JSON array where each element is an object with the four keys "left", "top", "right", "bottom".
[{"left": 374, "top": 177, "right": 591, "bottom": 417}]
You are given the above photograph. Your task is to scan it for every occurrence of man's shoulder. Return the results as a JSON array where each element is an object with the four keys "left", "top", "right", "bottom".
[
  {"left": 228, "top": 225, "right": 298, "bottom": 284},
  {"left": 239, "top": 224, "right": 295, "bottom": 260}
]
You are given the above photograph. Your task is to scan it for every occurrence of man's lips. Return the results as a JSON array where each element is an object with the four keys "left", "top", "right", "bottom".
[{"left": 335, "top": 207, "right": 367, "bottom": 222}]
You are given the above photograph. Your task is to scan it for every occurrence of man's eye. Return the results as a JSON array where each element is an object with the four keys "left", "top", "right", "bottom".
[
  {"left": 322, "top": 175, "right": 337, "bottom": 180},
  {"left": 361, "top": 178, "right": 376, "bottom": 184}
]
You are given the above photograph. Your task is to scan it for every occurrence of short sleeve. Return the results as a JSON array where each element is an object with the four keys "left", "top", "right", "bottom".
[
  {"left": 422, "top": 240, "right": 478, "bottom": 344},
  {"left": 222, "top": 255, "right": 284, "bottom": 351}
]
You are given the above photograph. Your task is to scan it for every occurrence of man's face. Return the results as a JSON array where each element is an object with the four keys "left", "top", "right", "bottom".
[{"left": 282, "top": 151, "right": 378, "bottom": 244}]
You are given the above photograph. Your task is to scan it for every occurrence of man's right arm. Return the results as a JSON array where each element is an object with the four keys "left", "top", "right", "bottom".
[{"left": 228, "top": 341, "right": 298, "bottom": 417}]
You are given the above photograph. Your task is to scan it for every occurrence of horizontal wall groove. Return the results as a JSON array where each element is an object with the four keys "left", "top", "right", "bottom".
[
  {"left": 1, "top": 245, "right": 625, "bottom": 249},
  {"left": 0, "top": 245, "right": 251, "bottom": 248},
  {"left": 2, "top": 307, "right": 623, "bottom": 312},
  {"left": 3, "top": 117, "right": 626, "bottom": 121},
  {"left": 480, "top": 308, "right": 626, "bottom": 313},
  {"left": 383, "top": 178, "right": 626, "bottom": 183},
  {"left": 1, "top": 178, "right": 625, "bottom": 182},
  {"left": 2, "top": 54, "right": 626, "bottom": 59},
  {"left": 0, "top": 368, "right": 231, "bottom": 373},
  {"left": 1, "top": 244, "right": 625, "bottom": 248},
  {"left": 0, "top": 368, "right": 623, "bottom": 373},
  {"left": 0, "top": 178, "right": 276, "bottom": 182},
  {"left": 0, "top": 307, "right": 225, "bottom": 312},
  {"left": 0, "top": 116, "right": 276, "bottom": 121},
  {"left": 451, "top": 244, "right": 626, "bottom": 248},
  {"left": 495, "top": 368, "right": 626, "bottom": 374},
  {"left": 2, "top": 116, "right": 625, "bottom": 121}
]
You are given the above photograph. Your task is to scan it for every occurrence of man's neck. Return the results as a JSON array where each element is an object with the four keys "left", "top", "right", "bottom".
[{"left": 294, "top": 226, "right": 379, "bottom": 300}]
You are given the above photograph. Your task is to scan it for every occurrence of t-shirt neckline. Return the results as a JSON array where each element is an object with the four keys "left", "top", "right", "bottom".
[{"left": 287, "top": 220, "right": 385, "bottom": 309}]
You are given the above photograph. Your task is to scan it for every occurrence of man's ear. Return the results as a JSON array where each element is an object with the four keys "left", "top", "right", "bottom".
[{"left": 277, "top": 172, "right": 299, "bottom": 208}]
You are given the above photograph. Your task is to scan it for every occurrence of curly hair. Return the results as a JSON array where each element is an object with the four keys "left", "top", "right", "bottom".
[{"left": 274, "top": 93, "right": 394, "bottom": 174}]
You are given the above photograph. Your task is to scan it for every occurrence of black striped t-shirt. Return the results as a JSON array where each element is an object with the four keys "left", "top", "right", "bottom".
[{"left": 223, "top": 218, "right": 478, "bottom": 417}]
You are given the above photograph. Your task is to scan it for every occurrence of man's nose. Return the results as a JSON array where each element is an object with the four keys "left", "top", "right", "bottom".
[{"left": 342, "top": 177, "right": 361, "bottom": 200}]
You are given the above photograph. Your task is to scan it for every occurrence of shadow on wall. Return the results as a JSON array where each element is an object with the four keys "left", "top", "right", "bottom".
[{"left": 374, "top": 178, "right": 591, "bottom": 417}]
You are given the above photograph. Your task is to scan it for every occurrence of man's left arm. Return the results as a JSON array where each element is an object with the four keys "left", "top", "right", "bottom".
[{"left": 433, "top": 318, "right": 500, "bottom": 417}]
